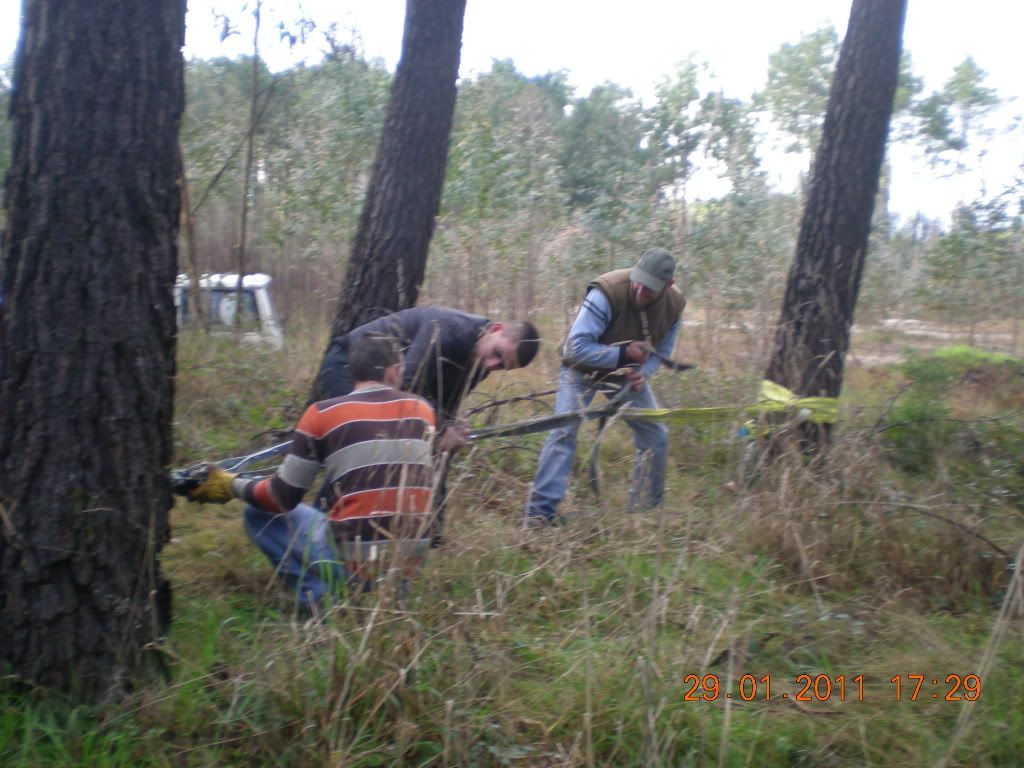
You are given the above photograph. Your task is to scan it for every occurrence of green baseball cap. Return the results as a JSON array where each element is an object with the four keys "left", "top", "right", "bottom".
[{"left": 630, "top": 248, "right": 675, "bottom": 292}]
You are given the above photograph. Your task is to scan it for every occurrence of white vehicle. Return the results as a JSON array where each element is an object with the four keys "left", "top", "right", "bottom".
[{"left": 174, "top": 272, "right": 284, "bottom": 348}]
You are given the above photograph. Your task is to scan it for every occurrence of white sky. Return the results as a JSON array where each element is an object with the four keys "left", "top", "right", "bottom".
[{"left": 2, "top": 0, "right": 1022, "bottom": 223}]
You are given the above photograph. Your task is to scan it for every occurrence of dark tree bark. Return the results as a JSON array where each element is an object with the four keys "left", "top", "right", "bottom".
[
  {"left": 313, "top": 0, "right": 466, "bottom": 397},
  {"left": 0, "top": 0, "right": 185, "bottom": 698},
  {"left": 765, "top": 0, "right": 907, "bottom": 402}
]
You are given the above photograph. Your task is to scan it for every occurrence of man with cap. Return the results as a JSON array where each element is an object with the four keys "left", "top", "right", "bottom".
[{"left": 525, "top": 247, "right": 684, "bottom": 526}]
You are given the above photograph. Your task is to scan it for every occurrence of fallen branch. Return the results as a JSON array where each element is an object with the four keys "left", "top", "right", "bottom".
[{"left": 463, "top": 388, "right": 557, "bottom": 418}]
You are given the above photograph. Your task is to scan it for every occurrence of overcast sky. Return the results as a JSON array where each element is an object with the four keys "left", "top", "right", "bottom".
[{"left": 2, "top": 1, "right": 1021, "bottom": 222}]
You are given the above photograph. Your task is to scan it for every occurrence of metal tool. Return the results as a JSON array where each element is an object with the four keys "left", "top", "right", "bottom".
[
  {"left": 169, "top": 379, "right": 654, "bottom": 496},
  {"left": 169, "top": 440, "right": 293, "bottom": 496}
]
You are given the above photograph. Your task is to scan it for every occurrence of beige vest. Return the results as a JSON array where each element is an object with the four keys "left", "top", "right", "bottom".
[{"left": 562, "top": 268, "right": 685, "bottom": 373}]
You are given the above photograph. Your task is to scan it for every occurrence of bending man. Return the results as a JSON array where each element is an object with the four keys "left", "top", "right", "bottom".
[
  {"left": 525, "top": 248, "right": 684, "bottom": 526},
  {"left": 318, "top": 306, "right": 541, "bottom": 542},
  {"left": 318, "top": 306, "right": 541, "bottom": 424}
]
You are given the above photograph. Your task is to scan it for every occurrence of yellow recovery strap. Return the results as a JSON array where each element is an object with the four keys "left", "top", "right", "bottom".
[{"left": 618, "top": 380, "right": 840, "bottom": 427}]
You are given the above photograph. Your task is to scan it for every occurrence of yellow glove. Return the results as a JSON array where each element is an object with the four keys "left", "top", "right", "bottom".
[{"left": 186, "top": 463, "right": 237, "bottom": 504}]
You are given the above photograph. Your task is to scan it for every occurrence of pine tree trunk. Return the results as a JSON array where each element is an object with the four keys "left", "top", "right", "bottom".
[
  {"left": 179, "top": 142, "right": 207, "bottom": 332},
  {"left": 317, "top": 0, "right": 466, "bottom": 383},
  {"left": 0, "top": 0, "right": 185, "bottom": 698},
  {"left": 765, "top": 0, "right": 907, "bottom": 403},
  {"left": 234, "top": 2, "right": 261, "bottom": 329}
]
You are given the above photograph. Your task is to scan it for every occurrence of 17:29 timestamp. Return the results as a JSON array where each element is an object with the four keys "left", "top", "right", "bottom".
[{"left": 889, "top": 674, "right": 982, "bottom": 701}]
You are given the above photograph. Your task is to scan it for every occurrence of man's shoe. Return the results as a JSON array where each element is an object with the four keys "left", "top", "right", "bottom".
[{"left": 523, "top": 514, "right": 556, "bottom": 530}]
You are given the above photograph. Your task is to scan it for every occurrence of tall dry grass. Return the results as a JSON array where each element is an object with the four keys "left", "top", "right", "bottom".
[{"left": 5, "top": 317, "right": 1022, "bottom": 767}]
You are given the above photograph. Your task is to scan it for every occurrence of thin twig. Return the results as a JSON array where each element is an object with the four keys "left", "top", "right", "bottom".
[
  {"left": 463, "top": 388, "right": 557, "bottom": 417},
  {"left": 832, "top": 500, "right": 1012, "bottom": 558},
  {"left": 188, "top": 72, "right": 290, "bottom": 216},
  {"left": 873, "top": 407, "right": 1024, "bottom": 434}
]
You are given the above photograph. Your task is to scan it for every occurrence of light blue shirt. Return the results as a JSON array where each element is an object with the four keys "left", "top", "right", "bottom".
[{"left": 562, "top": 289, "right": 680, "bottom": 378}]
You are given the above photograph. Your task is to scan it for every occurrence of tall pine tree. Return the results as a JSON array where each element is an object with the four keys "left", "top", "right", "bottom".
[{"left": 0, "top": 0, "right": 185, "bottom": 697}]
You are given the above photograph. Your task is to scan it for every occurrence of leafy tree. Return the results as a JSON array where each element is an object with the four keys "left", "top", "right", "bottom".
[
  {"left": 647, "top": 59, "right": 704, "bottom": 197},
  {"left": 181, "top": 57, "right": 265, "bottom": 213},
  {"left": 698, "top": 92, "right": 760, "bottom": 188},
  {"left": 913, "top": 56, "right": 999, "bottom": 172},
  {"left": 759, "top": 27, "right": 919, "bottom": 165},
  {"left": 178, "top": 35, "right": 391, "bottom": 318},
  {"left": 0, "top": 62, "right": 11, "bottom": 221},
  {"left": 260, "top": 36, "right": 391, "bottom": 252},
  {"left": 922, "top": 198, "right": 1013, "bottom": 341},
  {"left": 888, "top": 51, "right": 924, "bottom": 139},
  {"left": 765, "top": 0, "right": 908, "bottom": 407},
  {"left": 758, "top": 25, "right": 839, "bottom": 155},
  {"left": 560, "top": 84, "right": 647, "bottom": 208},
  {"left": 0, "top": 0, "right": 185, "bottom": 697},
  {"left": 860, "top": 217, "right": 924, "bottom": 320},
  {"left": 682, "top": 90, "right": 798, "bottom": 353},
  {"left": 312, "top": 0, "right": 467, "bottom": 399},
  {"left": 434, "top": 60, "right": 564, "bottom": 314},
  {"left": 687, "top": 181, "right": 798, "bottom": 360},
  {"left": 1008, "top": 168, "right": 1024, "bottom": 352},
  {"left": 558, "top": 83, "right": 653, "bottom": 271}
]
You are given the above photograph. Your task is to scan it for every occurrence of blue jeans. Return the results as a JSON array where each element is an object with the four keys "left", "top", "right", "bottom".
[
  {"left": 527, "top": 367, "right": 669, "bottom": 521},
  {"left": 243, "top": 504, "right": 348, "bottom": 608}
]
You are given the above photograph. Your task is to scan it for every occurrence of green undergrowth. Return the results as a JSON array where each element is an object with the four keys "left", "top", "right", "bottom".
[
  {"left": 878, "top": 347, "right": 1024, "bottom": 506},
  {"left": 2, "top": 336, "right": 1023, "bottom": 766}
]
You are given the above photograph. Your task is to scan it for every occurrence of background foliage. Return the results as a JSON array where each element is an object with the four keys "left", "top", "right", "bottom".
[
  {"left": 5, "top": 24, "right": 1011, "bottom": 344},
  {"left": 1, "top": 18, "right": 1023, "bottom": 768}
]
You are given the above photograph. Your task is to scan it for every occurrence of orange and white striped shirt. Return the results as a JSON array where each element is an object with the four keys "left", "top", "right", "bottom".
[{"left": 233, "top": 385, "right": 436, "bottom": 541}]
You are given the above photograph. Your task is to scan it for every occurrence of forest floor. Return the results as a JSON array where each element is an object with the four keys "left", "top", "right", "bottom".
[{"left": 4, "top": 317, "right": 1024, "bottom": 767}]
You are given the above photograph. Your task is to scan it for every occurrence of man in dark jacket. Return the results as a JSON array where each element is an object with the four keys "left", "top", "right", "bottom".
[
  {"left": 318, "top": 306, "right": 540, "bottom": 426},
  {"left": 318, "top": 307, "right": 541, "bottom": 542}
]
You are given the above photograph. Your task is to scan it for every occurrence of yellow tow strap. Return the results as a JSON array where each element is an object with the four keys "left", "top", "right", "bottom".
[{"left": 618, "top": 380, "right": 840, "bottom": 426}]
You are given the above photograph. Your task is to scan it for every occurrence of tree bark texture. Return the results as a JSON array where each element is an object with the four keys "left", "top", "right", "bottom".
[
  {"left": 765, "top": 0, "right": 907, "bottom": 398},
  {"left": 0, "top": 0, "right": 185, "bottom": 697},
  {"left": 321, "top": 0, "right": 466, "bottom": 355}
]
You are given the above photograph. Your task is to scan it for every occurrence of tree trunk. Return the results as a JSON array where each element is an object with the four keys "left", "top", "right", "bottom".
[
  {"left": 1013, "top": 228, "right": 1022, "bottom": 355},
  {"left": 314, "top": 0, "right": 466, "bottom": 397},
  {"left": 765, "top": 0, "right": 907, "bottom": 404},
  {"left": 0, "top": 0, "right": 185, "bottom": 698},
  {"left": 234, "top": 1, "right": 261, "bottom": 329},
  {"left": 179, "top": 141, "right": 207, "bottom": 332},
  {"left": 524, "top": 204, "right": 540, "bottom": 315}
]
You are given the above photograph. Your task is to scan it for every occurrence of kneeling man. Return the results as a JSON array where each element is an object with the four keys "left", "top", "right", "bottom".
[{"left": 187, "top": 335, "right": 437, "bottom": 608}]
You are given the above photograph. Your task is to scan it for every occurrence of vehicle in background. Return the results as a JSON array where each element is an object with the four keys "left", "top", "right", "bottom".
[{"left": 174, "top": 273, "right": 284, "bottom": 348}]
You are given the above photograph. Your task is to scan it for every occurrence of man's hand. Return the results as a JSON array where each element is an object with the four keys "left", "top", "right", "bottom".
[
  {"left": 622, "top": 341, "right": 650, "bottom": 365},
  {"left": 625, "top": 369, "right": 646, "bottom": 391},
  {"left": 186, "top": 463, "right": 237, "bottom": 504},
  {"left": 437, "top": 422, "right": 470, "bottom": 454}
]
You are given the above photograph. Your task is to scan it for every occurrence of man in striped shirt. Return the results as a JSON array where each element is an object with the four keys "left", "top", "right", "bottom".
[{"left": 187, "top": 335, "right": 437, "bottom": 608}]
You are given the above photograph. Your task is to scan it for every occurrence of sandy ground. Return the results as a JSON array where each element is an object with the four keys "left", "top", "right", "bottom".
[{"left": 679, "top": 313, "right": 1020, "bottom": 369}]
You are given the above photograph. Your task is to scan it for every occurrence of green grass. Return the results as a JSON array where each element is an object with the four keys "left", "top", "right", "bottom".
[
  {"left": 2, "top": 332, "right": 1023, "bottom": 766},
  {"left": 928, "top": 345, "right": 1022, "bottom": 368}
]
